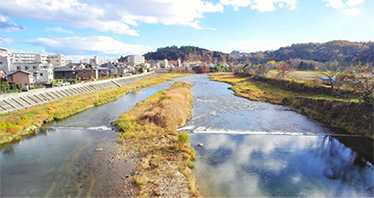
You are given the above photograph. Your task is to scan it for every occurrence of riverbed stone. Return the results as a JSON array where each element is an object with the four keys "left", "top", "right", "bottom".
[{"left": 95, "top": 148, "right": 103, "bottom": 152}]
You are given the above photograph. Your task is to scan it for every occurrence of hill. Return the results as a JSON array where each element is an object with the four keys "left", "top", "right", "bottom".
[
  {"left": 144, "top": 46, "right": 235, "bottom": 63},
  {"left": 241, "top": 40, "right": 373, "bottom": 64}
]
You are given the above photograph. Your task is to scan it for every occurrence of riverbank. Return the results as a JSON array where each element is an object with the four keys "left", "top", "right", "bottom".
[
  {"left": 0, "top": 73, "right": 189, "bottom": 145},
  {"left": 209, "top": 73, "right": 373, "bottom": 138},
  {"left": 114, "top": 81, "right": 198, "bottom": 197}
]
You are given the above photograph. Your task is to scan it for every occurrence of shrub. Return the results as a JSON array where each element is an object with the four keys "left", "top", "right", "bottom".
[{"left": 177, "top": 131, "right": 190, "bottom": 144}]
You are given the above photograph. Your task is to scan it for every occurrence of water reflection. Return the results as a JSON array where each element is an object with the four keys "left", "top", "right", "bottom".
[
  {"left": 0, "top": 76, "right": 192, "bottom": 197},
  {"left": 190, "top": 134, "right": 374, "bottom": 197},
  {"left": 183, "top": 75, "right": 374, "bottom": 197},
  {"left": 183, "top": 75, "right": 330, "bottom": 135}
]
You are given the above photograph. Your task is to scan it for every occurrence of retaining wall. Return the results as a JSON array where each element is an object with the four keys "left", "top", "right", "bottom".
[{"left": 0, "top": 72, "right": 155, "bottom": 114}]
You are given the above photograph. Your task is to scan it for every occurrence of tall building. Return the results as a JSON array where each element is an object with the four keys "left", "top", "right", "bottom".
[
  {"left": 47, "top": 54, "right": 65, "bottom": 68},
  {"left": 0, "top": 47, "right": 11, "bottom": 74},
  {"left": 127, "top": 55, "right": 145, "bottom": 65},
  {"left": 0, "top": 52, "right": 56, "bottom": 84}
]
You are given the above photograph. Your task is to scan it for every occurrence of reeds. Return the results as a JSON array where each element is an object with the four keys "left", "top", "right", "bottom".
[{"left": 114, "top": 81, "right": 199, "bottom": 197}]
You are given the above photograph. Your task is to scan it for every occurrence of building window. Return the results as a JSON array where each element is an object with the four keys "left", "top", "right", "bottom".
[
  {"left": 33, "top": 66, "right": 37, "bottom": 70},
  {"left": 40, "top": 73, "right": 43, "bottom": 76},
  {"left": 25, "top": 66, "right": 29, "bottom": 70},
  {"left": 17, "top": 66, "right": 21, "bottom": 70},
  {"left": 0, "top": 61, "right": 2, "bottom": 64}
]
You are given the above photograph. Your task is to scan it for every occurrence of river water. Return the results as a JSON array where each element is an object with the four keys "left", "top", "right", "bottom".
[
  {"left": 181, "top": 75, "right": 374, "bottom": 197},
  {"left": 0, "top": 79, "right": 178, "bottom": 197},
  {"left": 1, "top": 74, "right": 373, "bottom": 197}
]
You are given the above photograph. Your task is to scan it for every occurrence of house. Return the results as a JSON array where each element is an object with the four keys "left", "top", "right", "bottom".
[
  {"left": 76, "top": 67, "right": 109, "bottom": 80},
  {"left": 54, "top": 66, "right": 76, "bottom": 79},
  {"left": 6, "top": 71, "right": 33, "bottom": 87},
  {"left": 92, "top": 67, "right": 109, "bottom": 78},
  {"left": 102, "top": 62, "right": 118, "bottom": 76}
]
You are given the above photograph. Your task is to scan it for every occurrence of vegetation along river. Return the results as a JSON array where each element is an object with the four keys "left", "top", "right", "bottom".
[{"left": 1, "top": 74, "right": 373, "bottom": 197}]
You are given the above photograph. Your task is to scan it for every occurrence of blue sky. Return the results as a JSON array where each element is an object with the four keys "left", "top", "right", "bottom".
[{"left": 0, "top": 0, "right": 373, "bottom": 61}]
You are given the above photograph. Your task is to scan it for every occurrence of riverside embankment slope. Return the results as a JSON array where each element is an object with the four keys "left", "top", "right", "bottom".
[
  {"left": 0, "top": 72, "right": 154, "bottom": 114},
  {"left": 0, "top": 73, "right": 189, "bottom": 144}
]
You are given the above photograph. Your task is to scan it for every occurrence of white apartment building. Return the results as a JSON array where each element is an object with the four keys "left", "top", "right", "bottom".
[
  {"left": 47, "top": 54, "right": 65, "bottom": 68},
  {"left": 78, "top": 56, "right": 118, "bottom": 65},
  {"left": 127, "top": 55, "right": 145, "bottom": 65},
  {"left": 159, "top": 59, "right": 169, "bottom": 68},
  {"left": 11, "top": 53, "right": 54, "bottom": 84},
  {"left": 0, "top": 52, "right": 55, "bottom": 84},
  {"left": 0, "top": 47, "right": 11, "bottom": 74}
]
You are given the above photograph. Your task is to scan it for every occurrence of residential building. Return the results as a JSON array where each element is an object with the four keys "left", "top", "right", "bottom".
[
  {"left": 65, "top": 60, "right": 73, "bottom": 65},
  {"left": 0, "top": 47, "right": 11, "bottom": 74},
  {"left": 6, "top": 71, "right": 33, "bottom": 87},
  {"left": 7, "top": 52, "right": 54, "bottom": 84},
  {"left": 158, "top": 59, "right": 169, "bottom": 68},
  {"left": 127, "top": 55, "right": 145, "bottom": 65},
  {"left": 47, "top": 54, "right": 65, "bottom": 68},
  {"left": 54, "top": 66, "right": 76, "bottom": 79}
]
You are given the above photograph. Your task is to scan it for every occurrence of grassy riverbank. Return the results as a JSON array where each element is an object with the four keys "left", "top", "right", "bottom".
[
  {"left": 114, "top": 81, "right": 197, "bottom": 197},
  {"left": 209, "top": 73, "right": 373, "bottom": 138},
  {"left": 209, "top": 73, "right": 346, "bottom": 104},
  {"left": 0, "top": 73, "right": 189, "bottom": 145}
]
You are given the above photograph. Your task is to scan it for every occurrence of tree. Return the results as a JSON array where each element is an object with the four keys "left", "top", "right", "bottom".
[
  {"left": 1, "top": 81, "right": 10, "bottom": 92},
  {"left": 336, "top": 64, "right": 374, "bottom": 104},
  {"left": 193, "top": 66, "right": 208, "bottom": 73},
  {"left": 275, "top": 61, "right": 292, "bottom": 79},
  {"left": 320, "top": 61, "right": 341, "bottom": 91}
]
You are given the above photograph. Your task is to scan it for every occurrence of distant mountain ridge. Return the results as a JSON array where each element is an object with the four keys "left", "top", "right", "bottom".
[
  {"left": 141, "top": 40, "right": 373, "bottom": 65},
  {"left": 143, "top": 46, "right": 235, "bottom": 63},
  {"left": 241, "top": 40, "right": 373, "bottom": 64}
]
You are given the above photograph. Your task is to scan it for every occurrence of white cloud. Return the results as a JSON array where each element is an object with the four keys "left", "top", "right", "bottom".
[
  {"left": 0, "top": 37, "right": 15, "bottom": 45},
  {"left": 345, "top": 0, "right": 365, "bottom": 6},
  {"left": 228, "top": 40, "right": 293, "bottom": 53},
  {"left": 322, "top": 0, "right": 346, "bottom": 9},
  {"left": 0, "top": 0, "right": 223, "bottom": 36},
  {"left": 0, "top": 14, "right": 26, "bottom": 31},
  {"left": 344, "top": 8, "right": 361, "bottom": 16},
  {"left": 46, "top": 27, "right": 73, "bottom": 34},
  {"left": 25, "top": 36, "right": 154, "bottom": 56},
  {"left": 322, "top": 0, "right": 365, "bottom": 9},
  {"left": 220, "top": 0, "right": 297, "bottom": 12}
]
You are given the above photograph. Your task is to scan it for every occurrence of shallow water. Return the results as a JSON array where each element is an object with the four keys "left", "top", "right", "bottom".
[
  {"left": 179, "top": 75, "right": 374, "bottom": 197},
  {"left": 1, "top": 74, "right": 373, "bottom": 197},
  {"left": 0, "top": 78, "right": 182, "bottom": 197}
]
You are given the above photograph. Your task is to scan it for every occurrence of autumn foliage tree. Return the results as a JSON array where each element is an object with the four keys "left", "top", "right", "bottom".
[
  {"left": 275, "top": 61, "right": 292, "bottom": 79},
  {"left": 193, "top": 66, "right": 208, "bottom": 73}
]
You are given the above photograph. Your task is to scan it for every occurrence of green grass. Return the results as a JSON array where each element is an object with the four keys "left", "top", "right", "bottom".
[
  {"left": 210, "top": 73, "right": 353, "bottom": 104},
  {"left": 267, "top": 70, "right": 321, "bottom": 80},
  {"left": 0, "top": 73, "right": 190, "bottom": 144}
]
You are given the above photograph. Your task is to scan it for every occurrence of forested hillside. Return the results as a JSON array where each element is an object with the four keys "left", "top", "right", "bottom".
[
  {"left": 241, "top": 40, "right": 373, "bottom": 64},
  {"left": 136, "top": 41, "right": 373, "bottom": 65},
  {"left": 144, "top": 46, "right": 235, "bottom": 63}
]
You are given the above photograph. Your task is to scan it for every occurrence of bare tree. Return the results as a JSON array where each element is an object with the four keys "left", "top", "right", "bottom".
[{"left": 321, "top": 61, "right": 341, "bottom": 91}]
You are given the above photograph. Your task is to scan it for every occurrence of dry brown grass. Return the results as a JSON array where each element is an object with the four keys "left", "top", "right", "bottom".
[
  {"left": 114, "top": 81, "right": 199, "bottom": 197},
  {"left": 0, "top": 73, "right": 189, "bottom": 144}
]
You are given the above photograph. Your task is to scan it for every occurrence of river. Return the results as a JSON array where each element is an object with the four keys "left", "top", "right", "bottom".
[{"left": 1, "top": 74, "right": 373, "bottom": 197}]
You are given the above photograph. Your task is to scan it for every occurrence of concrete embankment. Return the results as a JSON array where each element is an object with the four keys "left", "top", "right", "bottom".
[{"left": 0, "top": 72, "right": 154, "bottom": 114}]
